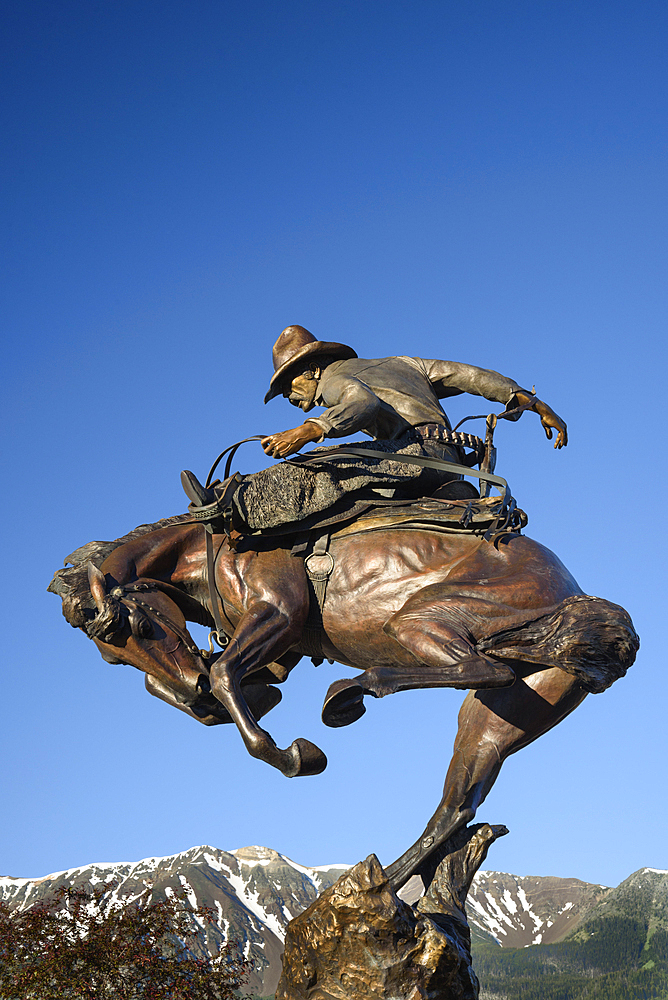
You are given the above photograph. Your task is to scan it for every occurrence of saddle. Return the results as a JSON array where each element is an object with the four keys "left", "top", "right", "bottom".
[
  {"left": 331, "top": 495, "right": 527, "bottom": 540},
  {"left": 230, "top": 489, "right": 527, "bottom": 549}
]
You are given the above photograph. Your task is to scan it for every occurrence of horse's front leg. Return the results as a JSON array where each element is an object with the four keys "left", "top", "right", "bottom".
[{"left": 209, "top": 601, "right": 327, "bottom": 777}]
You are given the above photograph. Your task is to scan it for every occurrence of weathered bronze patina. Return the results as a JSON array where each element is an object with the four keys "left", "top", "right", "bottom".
[{"left": 49, "top": 327, "right": 637, "bottom": 996}]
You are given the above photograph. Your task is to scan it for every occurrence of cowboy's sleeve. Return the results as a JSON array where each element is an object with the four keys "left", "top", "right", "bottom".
[
  {"left": 305, "top": 370, "right": 380, "bottom": 438},
  {"left": 420, "top": 359, "right": 530, "bottom": 419}
]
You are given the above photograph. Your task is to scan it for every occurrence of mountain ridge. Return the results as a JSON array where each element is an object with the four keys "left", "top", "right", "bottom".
[
  {"left": 0, "top": 845, "right": 351, "bottom": 997},
  {"left": 473, "top": 866, "right": 668, "bottom": 999},
  {"left": 2, "top": 846, "right": 667, "bottom": 998}
]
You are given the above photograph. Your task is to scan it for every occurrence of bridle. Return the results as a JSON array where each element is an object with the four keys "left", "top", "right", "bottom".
[{"left": 109, "top": 581, "right": 222, "bottom": 661}]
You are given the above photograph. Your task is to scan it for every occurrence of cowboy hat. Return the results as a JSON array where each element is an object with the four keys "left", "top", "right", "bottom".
[{"left": 264, "top": 325, "right": 357, "bottom": 403}]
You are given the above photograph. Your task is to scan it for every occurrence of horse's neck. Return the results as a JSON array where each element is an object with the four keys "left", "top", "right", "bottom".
[{"left": 106, "top": 522, "right": 204, "bottom": 591}]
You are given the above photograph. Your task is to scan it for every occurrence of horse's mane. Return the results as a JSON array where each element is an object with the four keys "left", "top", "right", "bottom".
[{"left": 48, "top": 514, "right": 193, "bottom": 629}]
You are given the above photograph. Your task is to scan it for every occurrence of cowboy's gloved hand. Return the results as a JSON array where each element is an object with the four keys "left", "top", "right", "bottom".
[
  {"left": 516, "top": 391, "right": 568, "bottom": 448},
  {"left": 538, "top": 404, "right": 568, "bottom": 448},
  {"left": 261, "top": 422, "right": 323, "bottom": 458}
]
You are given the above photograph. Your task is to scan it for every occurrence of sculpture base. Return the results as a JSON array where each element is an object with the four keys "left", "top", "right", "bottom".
[{"left": 276, "top": 823, "right": 507, "bottom": 1000}]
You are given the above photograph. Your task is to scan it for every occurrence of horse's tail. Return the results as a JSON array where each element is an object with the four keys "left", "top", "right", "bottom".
[{"left": 478, "top": 595, "right": 639, "bottom": 693}]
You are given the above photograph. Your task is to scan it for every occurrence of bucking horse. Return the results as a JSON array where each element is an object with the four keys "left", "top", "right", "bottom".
[{"left": 49, "top": 447, "right": 638, "bottom": 891}]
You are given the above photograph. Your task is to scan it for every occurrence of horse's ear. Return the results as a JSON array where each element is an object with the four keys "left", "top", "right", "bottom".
[{"left": 87, "top": 562, "right": 108, "bottom": 612}]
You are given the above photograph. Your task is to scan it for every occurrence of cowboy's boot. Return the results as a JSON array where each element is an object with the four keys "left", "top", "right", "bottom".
[
  {"left": 181, "top": 470, "right": 216, "bottom": 506},
  {"left": 180, "top": 470, "right": 242, "bottom": 534}
]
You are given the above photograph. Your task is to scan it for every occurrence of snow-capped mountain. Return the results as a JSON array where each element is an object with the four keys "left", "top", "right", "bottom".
[
  {"left": 473, "top": 867, "right": 668, "bottom": 999},
  {"left": 467, "top": 870, "right": 610, "bottom": 947},
  {"left": 0, "top": 845, "right": 350, "bottom": 997},
  {"left": 3, "top": 848, "right": 665, "bottom": 997}
]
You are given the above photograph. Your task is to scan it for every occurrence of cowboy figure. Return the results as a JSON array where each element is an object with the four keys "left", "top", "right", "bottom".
[{"left": 182, "top": 325, "right": 567, "bottom": 532}]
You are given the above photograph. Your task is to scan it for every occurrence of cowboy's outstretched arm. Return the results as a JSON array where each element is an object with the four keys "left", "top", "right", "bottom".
[
  {"left": 423, "top": 359, "right": 568, "bottom": 449},
  {"left": 262, "top": 422, "right": 322, "bottom": 458}
]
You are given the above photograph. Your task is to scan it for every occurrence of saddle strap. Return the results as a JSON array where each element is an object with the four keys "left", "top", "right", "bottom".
[
  {"left": 301, "top": 534, "right": 334, "bottom": 664},
  {"left": 206, "top": 530, "right": 232, "bottom": 645}
]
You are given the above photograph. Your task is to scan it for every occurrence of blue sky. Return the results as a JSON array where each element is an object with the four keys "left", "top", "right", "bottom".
[{"left": 2, "top": 0, "right": 666, "bottom": 888}]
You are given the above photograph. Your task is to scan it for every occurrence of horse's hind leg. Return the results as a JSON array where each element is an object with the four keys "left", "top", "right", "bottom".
[
  {"left": 323, "top": 594, "right": 514, "bottom": 727},
  {"left": 385, "top": 715, "right": 504, "bottom": 891},
  {"left": 380, "top": 592, "right": 515, "bottom": 690},
  {"left": 384, "top": 666, "right": 587, "bottom": 891}
]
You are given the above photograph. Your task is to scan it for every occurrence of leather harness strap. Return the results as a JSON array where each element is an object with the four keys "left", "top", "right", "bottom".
[
  {"left": 205, "top": 530, "right": 233, "bottom": 649},
  {"left": 301, "top": 534, "right": 335, "bottom": 664}
]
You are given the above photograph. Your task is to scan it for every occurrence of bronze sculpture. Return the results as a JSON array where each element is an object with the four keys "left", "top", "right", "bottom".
[
  {"left": 181, "top": 326, "right": 568, "bottom": 534},
  {"left": 49, "top": 327, "right": 637, "bottom": 996},
  {"left": 260, "top": 324, "right": 566, "bottom": 456}
]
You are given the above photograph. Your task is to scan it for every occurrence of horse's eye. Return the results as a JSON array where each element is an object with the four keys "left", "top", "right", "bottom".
[{"left": 129, "top": 607, "right": 153, "bottom": 638}]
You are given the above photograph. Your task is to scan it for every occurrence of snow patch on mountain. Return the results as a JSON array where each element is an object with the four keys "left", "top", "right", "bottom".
[
  {"left": 6, "top": 848, "right": 648, "bottom": 993},
  {"left": 468, "top": 870, "right": 610, "bottom": 949},
  {"left": 225, "top": 870, "right": 286, "bottom": 941}
]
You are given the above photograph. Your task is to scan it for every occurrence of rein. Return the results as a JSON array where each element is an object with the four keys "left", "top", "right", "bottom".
[{"left": 205, "top": 436, "right": 267, "bottom": 488}]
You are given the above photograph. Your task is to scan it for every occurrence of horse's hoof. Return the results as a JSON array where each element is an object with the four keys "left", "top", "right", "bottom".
[
  {"left": 322, "top": 678, "right": 366, "bottom": 728},
  {"left": 283, "top": 738, "right": 328, "bottom": 777}
]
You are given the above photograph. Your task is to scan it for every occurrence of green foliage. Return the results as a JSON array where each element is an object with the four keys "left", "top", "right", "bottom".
[
  {"left": 0, "top": 884, "right": 250, "bottom": 1000},
  {"left": 473, "top": 914, "right": 668, "bottom": 1000}
]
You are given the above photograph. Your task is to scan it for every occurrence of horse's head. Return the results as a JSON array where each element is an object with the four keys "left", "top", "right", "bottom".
[
  {"left": 82, "top": 562, "right": 210, "bottom": 700},
  {"left": 86, "top": 563, "right": 150, "bottom": 645},
  {"left": 49, "top": 530, "right": 280, "bottom": 729},
  {"left": 47, "top": 551, "right": 214, "bottom": 719}
]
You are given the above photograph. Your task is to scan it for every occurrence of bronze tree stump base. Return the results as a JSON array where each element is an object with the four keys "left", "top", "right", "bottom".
[{"left": 276, "top": 823, "right": 507, "bottom": 1000}]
